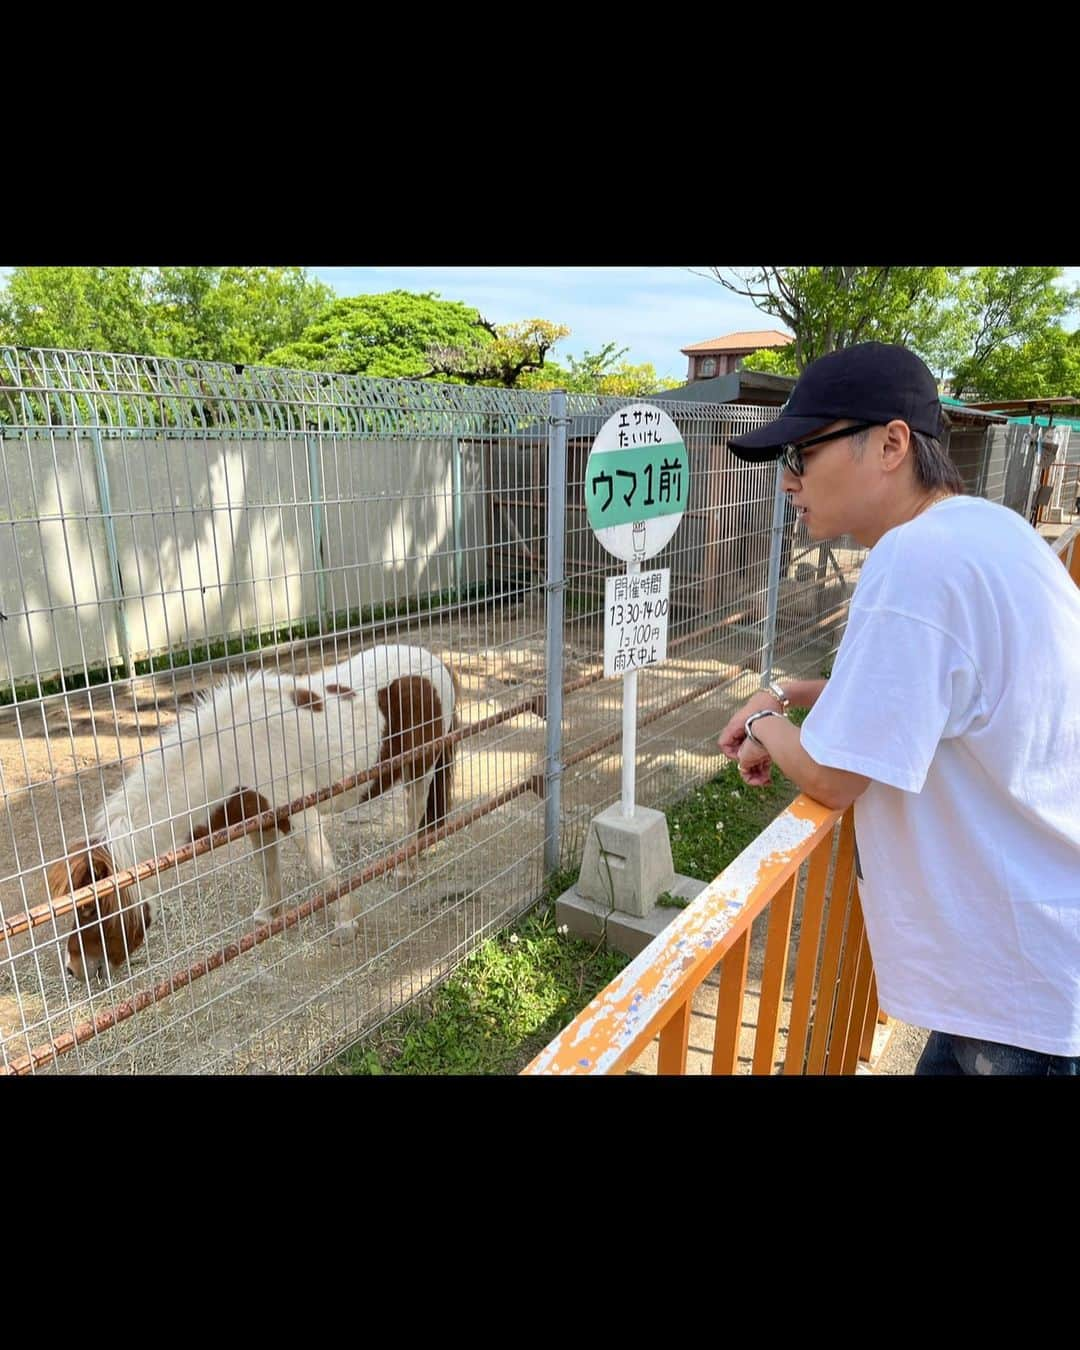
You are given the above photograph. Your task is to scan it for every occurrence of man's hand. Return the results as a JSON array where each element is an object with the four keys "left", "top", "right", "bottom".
[
  {"left": 717, "top": 690, "right": 782, "bottom": 761},
  {"left": 737, "top": 734, "right": 774, "bottom": 787}
]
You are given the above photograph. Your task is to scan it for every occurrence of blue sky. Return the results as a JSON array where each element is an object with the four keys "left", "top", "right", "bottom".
[
  {"left": 305, "top": 266, "right": 774, "bottom": 381},
  {"left": 3, "top": 266, "right": 1079, "bottom": 381},
  {"left": 305, "top": 267, "right": 1080, "bottom": 382}
]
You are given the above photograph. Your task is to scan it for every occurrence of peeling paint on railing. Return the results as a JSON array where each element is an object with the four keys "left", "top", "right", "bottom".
[{"left": 523, "top": 795, "right": 840, "bottom": 1075}]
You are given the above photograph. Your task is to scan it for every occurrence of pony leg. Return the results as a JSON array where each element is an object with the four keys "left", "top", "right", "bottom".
[
  {"left": 394, "top": 774, "right": 435, "bottom": 884},
  {"left": 329, "top": 878, "right": 366, "bottom": 944},
  {"left": 330, "top": 892, "right": 362, "bottom": 943},
  {"left": 287, "top": 807, "right": 355, "bottom": 944},
  {"left": 248, "top": 829, "right": 284, "bottom": 923},
  {"left": 296, "top": 807, "right": 339, "bottom": 885}
]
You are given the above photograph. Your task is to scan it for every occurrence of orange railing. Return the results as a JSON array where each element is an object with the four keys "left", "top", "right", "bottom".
[
  {"left": 1054, "top": 521, "right": 1080, "bottom": 587},
  {"left": 523, "top": 797, "right": 880, "bottom": 1075}
]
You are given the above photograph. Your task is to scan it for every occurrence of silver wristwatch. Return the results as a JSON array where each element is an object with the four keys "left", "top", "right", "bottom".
[
  {"left": 744, "top": 709, "right": 786, "bottom": 747},
  {"left": 766, "top": 680, "right": 790, "bottom": 712}
]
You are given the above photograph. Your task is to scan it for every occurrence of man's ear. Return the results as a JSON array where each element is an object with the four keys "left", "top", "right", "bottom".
[{"left": 880, "top": 419, "right": 913, "bottom": 475}]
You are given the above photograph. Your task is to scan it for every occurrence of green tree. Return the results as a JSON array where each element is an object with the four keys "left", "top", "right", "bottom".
[
  {"left": 263, "top": 290, "right": 492, "bottom": 377},
  {"left": 945, "top": 267, "right": 1078, "bottom": 398},
  {"left": 739, "top": 345, "right": 799, "bottom": 377},
  {"left": 699, "top": 265, "right": 1079, "bottom": 397},
  {"left": 0, "top": 265, "right": 332, "bottom": 363},
  {"left": 594, "top": 363, "right": 683, "bottom": 397},
  {"left": 0, "top": 266, "right": 159, "bottom": 353},
  {"left": 520, "top": 342, "right": 681, "bottom": 395},
  {"left": 698, "top": 266, "right": 966, "bottom": 374},
  {"left": 425, "top": 318, "right": 570, "bottom": 386},
  {"left": 266, "top": 293, "right": 576, "bottom": 387},
  {"left": 955, "top": 325, "right": 1080, "bottom": 401},
  {"left": 554, "top": 343, "right": 632, "bottom": 391},
  {"left": 152, "top": 267, "right": 332, "bottom": 363}
]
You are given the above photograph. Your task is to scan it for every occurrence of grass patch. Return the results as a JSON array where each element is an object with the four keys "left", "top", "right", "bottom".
[
  {"left": 666, "top": 750, "right": 801, "bottom": 883},
  {"left": 325, "top": 872, "right": 629, "bottom": 1076},
  {"left": 329, "top": 752, "right": 804, "bottom": 1076}
]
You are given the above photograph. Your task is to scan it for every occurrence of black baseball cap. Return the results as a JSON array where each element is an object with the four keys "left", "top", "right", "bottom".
[{"left": 727, "top": 342, "right": 946, "bottom": 463}]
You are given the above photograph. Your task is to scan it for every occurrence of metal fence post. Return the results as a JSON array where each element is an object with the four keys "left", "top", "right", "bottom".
[
  {"left": 452, "top": 435, "right": 464, "bottom": 601},
  {"left": 1023, "top": 418, "right": 1042, "bottom": 524},
  {"left": 543, "top": 390, "right": 568, "bottom": 873},
  {"left": 306, "top": 432, "right": 328, "bottom": 631},
  {"left": 759, "top": 460, "right": 787, "bottom": 682},
  {"left": 64, "top": 354, "right": 136, "bottom": 680},
  {"left": 89, "top": 426, "right": 136, "bottom": 679}
]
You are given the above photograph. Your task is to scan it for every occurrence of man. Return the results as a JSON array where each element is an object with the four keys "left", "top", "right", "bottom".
[{"left": 717, "top": 342, "right": 1080, "bottom": 1076}]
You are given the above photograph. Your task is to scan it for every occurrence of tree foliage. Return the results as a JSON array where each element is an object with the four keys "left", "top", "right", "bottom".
[
  {"left": 520, "top": 342, "right": 681, "bottom": 396},
  {"left": 945, "top": 267, "right": 1077, "bottom": 399},
  {"left": 700, "top": 266, "right": 961, "bottom": 371},
  {"left": 264, "top": 291, "right": 489, "bottom": 377},
  {"left": 424, "top": 318, "right": 570, "bottom": 386},
  {"left": 699, "top": 265, "right": 1080, "bottom": 400},
  {"left": 266, "top": 292, "right": 574, "bottom": 387},
  {"left": 0, "top": 266, "right": 333, "bottom": 364}
]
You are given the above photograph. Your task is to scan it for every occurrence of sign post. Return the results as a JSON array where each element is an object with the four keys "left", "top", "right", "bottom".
[
  {"left": 585, "top": 402, "right": 687, "bottom": 818},
  {"left": 567, "top": 403, "right": 692, "bottom": 925}
]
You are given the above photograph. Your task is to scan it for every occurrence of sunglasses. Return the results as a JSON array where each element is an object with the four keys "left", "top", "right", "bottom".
[{"left": 779, "top": 423, "right": 877, "bottom": 476}]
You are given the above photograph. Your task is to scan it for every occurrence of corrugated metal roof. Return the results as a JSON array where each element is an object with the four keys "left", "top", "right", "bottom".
[
  {"left": 966, "top": 397, "right": 1080, "bottom": 412},
  {"left": 651, "top": 370, "right": 796, "bottom": 404},
  {"left": 943, "top": 395, "right": 1079, "bottom": 428},
  {"left": 1002, "top": 413, "right": 1080, "bottom": 431},
  {"left": 940, "top": 397, "right": 1009, "bottom": 425}
]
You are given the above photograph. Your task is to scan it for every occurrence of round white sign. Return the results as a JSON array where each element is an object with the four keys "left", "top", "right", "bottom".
[{"left": 584, "top": 402, "right": 689, "bottom": 563}]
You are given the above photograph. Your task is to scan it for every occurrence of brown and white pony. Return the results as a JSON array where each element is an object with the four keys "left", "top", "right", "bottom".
[{"left": 49, "top": 644, "right": 458, "bottom": 981}]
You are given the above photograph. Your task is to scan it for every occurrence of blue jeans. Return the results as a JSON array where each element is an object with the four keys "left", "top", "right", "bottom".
[{"left": 914, "top": 1030, "right": 1080, "bottom": 1076}]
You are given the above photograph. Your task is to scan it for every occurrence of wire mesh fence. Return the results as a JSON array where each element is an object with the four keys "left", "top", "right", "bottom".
[
  {"left": 0, "top": 346, "right": 865, "bottom": 1074},
  {"left": 1036, "top": 455, "right": 1080, "bottom": 524}
]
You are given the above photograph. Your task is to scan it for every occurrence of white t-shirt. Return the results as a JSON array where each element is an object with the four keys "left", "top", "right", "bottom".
[{"left": 801, "top": 495, "right": 1080, "bottom": 1055}]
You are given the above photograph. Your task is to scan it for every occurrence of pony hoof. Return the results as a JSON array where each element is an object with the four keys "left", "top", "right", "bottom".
[
  {"left": 253, "top": 906, "right": 280, "bottom": 925},
  {"left": 329, "top": 920, "right": 360, "bottom": 946}
]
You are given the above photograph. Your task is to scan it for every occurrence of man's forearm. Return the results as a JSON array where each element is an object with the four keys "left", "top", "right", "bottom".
[
  {"left": 750, "top": 712, "right": 869, "bottom": 811},
  {"left": 776, "top": 678, "right": 828, "bottom": 710}
]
